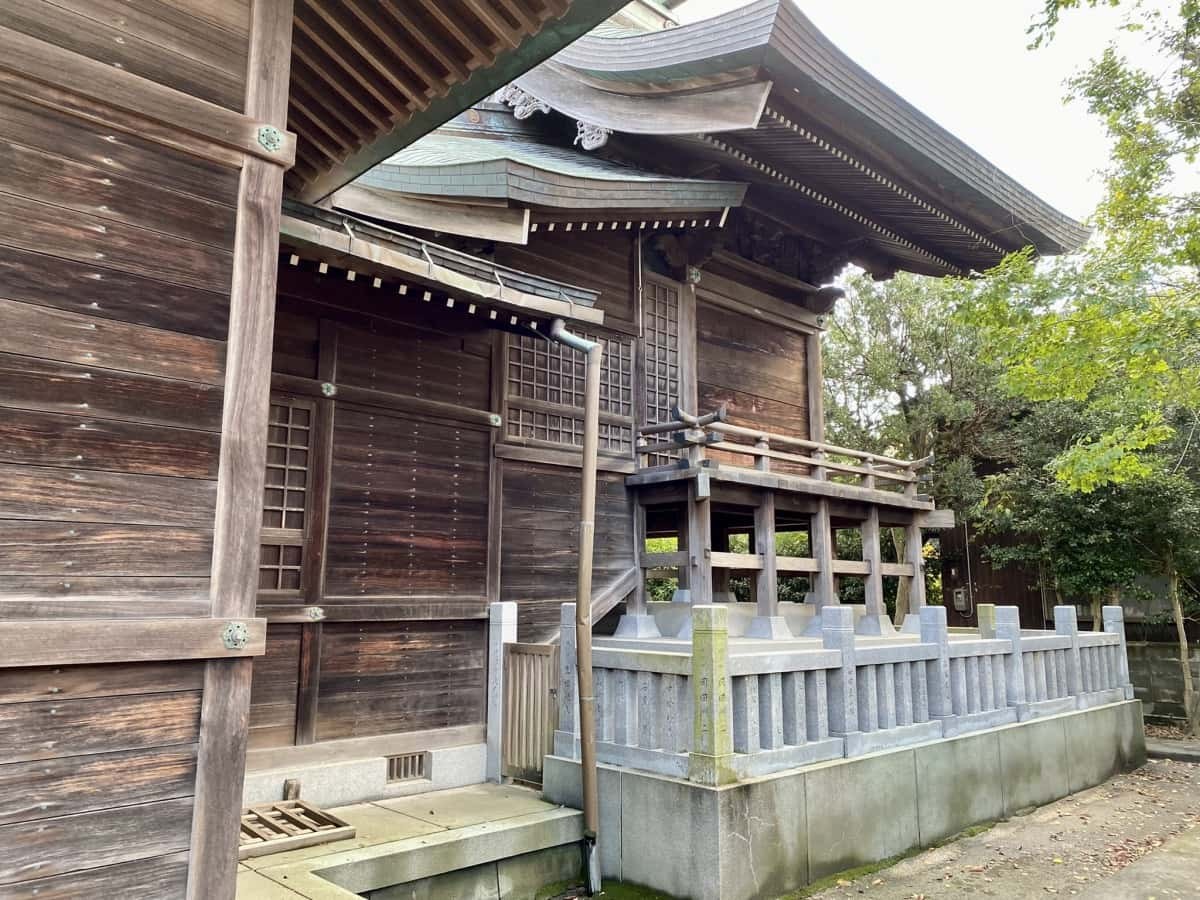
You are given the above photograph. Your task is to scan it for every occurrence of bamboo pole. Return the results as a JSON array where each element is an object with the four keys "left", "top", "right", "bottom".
[{"left": 550, "top": 319, "right": 603, "bottom": 894}]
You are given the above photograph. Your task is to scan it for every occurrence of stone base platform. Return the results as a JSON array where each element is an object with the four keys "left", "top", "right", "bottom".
[
  {"left": 542, "top": 700, "right": 1146, "bottom": 900},
  {"left": 237, "top": 784, "right": 582, "bottom": 899}
]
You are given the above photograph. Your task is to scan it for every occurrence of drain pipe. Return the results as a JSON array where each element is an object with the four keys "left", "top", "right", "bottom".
[{"left": 548, "top": 317, "right": 603, "bottom": 895}]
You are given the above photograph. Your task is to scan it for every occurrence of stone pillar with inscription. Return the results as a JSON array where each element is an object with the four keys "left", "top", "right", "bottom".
[{"left": 688, "top": 605, "right": 736, "bottom": 786}]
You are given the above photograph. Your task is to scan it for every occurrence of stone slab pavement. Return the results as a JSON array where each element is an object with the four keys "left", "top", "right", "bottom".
[
  {"left": 1146, "top": 737, "right": 1200, "bottom": 764},
  {"left": 804, "top": 758, "right": 1200, "bottom": 899}
]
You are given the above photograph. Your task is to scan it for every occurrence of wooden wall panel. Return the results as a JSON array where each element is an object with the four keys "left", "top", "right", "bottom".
[
  {"left": 2, "top": 0, "right": 246, "bottom": 110},
  {"left": 500, "top": 460, "right": 634, "bottom": 640},
  {"left": 0, "top": 0, "right": 258, "bottom": 893},
  {"left": 315, "top": 620, "right": 487, "bottom": 741},
  {"left": 324, "top": 406, "right": 490, "bottom": 600},
  {"left": 498, "top": 232, "right": 637, "bottom": 333},
  {"left": 247, "top": 623, "right": 301, "bottom": 750},
  {"left": 696, "top": 300, "right": 810, "bottom": 458},
  {"left": 0, "top": 851, "right": 190, "bottom": 900}
]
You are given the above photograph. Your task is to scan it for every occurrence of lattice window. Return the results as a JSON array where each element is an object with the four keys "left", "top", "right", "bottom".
[
  {"left": 643, "top": 279, "right": 680, "bottom": 426},
  {"left": 505, "top": 332, "right": 634, "bottom": 453},
  {"left": 259, "top": 399, "right": 312, "bottom": 594}
]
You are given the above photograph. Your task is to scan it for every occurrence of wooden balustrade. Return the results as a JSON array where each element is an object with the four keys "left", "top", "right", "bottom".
[{"left": 635, "top": 406, "right": 931, "bottom": 495}]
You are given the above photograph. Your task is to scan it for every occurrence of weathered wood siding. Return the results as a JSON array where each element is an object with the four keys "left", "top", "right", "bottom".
[
  {"left": 247, "top": 266, "right": 494, "bottom": 748},
  {"left": 696, "top": 297, "right": 810, "bottom": 441},
  {"left": 500, "top": 461, "right": 633, "bottom": 640},
  {"left": 0, "top": 0, "right": 288, "bottom": 896}
]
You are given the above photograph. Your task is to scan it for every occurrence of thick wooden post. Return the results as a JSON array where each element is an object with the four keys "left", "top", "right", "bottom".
[
  {"left": 749, "top": 489, "right": 789, "bottom": 639},
  {"left": 677, "top": 478, "right": 713, "bottom": 639},
  {"left": 188, "top": 2, "right": 293, "bottom": 897},
  {"left": 804, "top": 499, "right": 837, "bottom": 634},
  {"left": 615, "top": 501, "right": 661, "bottom": 638},
  {"left": 858, "top": 506, "right": 893, "bottom": 635},
  {"left": 900, "top": 520, "right": 927, "bottom": 633}
]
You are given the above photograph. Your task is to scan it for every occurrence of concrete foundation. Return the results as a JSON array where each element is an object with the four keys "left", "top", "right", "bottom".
[
  {"left": 243, "top": 743, "right": 486, "bottom": 809},
  {"left": 543, "top": 700, "right": 1146, "bottom": 900}
]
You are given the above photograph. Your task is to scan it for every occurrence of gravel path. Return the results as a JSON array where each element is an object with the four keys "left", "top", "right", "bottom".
[{"left": 804, "top": 759, "right": 1200, "bottom": 899}]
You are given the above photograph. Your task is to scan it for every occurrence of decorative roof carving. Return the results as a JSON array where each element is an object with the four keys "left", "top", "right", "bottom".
[
  {"left": 574, "top": 121, "right": 611, "bottom": 151},
  {"left": 497, "top": 84, "right": 550, "bottom": 120}
]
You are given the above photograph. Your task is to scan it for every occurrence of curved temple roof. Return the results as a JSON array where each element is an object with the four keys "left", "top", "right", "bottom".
[{"left": 500, "top": 0, "right": 1089, "bottom": 276}]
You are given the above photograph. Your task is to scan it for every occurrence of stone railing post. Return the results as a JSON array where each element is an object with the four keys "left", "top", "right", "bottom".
[
  {"left": 822, "top": 605, "right": 860, "bottom": 748},
  {"left": 976, "top": 603, "right": 997, "bottom": 638},
  {"left": 487, "top": 601, "right": 518, "bottom": 782},
  {"left": 920, "top": 606, "right": 953, "bottom": 724},
  {"left": 1103, "top": 605, "right": 1135, "bottom": 700},
  {"left": 1054, "top": 605, "right": 1084, "bottom": 703},
  {"left": 689, "top": 605, "right": 736, "bottom": 785},
  {"left": 994, "top": 606, "right": 1028, "bottom": 719},
  {"left": 553, "top": 602, "right": 581, "bottom": 760}
]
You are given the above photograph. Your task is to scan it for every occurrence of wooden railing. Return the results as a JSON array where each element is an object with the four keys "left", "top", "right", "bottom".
[{"left": 635, "top": 405, "right": 931, "bottom": 494}]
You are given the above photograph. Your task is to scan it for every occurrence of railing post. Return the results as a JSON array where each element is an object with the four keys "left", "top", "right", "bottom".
[
  {"left": 994, "top": 606, "right": 1029, "bottom": 720},
  {"left": 822, "top": 605, "right": 861, "bottom": 751},
  {"left": 554, "top": 602, "right": 581, "bottom": 760},
  {"left": 977, "top": 603, "right": 997, "bottom": 638},
  {"left": 689, "top": 605, "right": 736, "bottom": 785},
  {"left": 920, "top": 606, "right": 953, "bottom": 729},
  {"left": 1103, "top": 605, "right": 1135, "bottom": 700},
  {"left": 487, "top": 601, "right": 518, "bottom": 782},
  {"left": 1054, "top": 605, "right": 1084, "bottom": 705}
]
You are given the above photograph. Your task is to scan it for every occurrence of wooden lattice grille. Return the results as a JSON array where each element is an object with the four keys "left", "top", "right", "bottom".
[
  {"left": 506, "top": 333, "right": 634, "bottom": 453},
  {"left": 259, "top": 399, "right": 312, "bottom": 593},
  {"left": 643, "top": 279, "right": 680, "bottom": 426}
]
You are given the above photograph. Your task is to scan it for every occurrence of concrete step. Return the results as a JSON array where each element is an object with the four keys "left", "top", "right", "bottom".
[{"left": 239, "top": 784, "right": 583, "bottom": 900}]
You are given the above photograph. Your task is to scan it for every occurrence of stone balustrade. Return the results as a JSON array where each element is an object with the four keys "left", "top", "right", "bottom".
[{"left": 553, "top": 601, "right": 1135, "bottom": 785}]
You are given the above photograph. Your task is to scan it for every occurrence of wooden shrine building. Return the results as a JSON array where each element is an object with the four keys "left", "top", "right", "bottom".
[{"left": 0, "top": 1, "right": 1096, "bottom": 898}]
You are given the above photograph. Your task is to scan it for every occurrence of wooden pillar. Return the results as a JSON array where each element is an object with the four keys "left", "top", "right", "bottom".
[
  {"left": 615, "top": 500, "right": 661, "bottom": 638},
  {"left": 712, "top": 522, "right": 734, "bottom": 603},
  {"left": 188, "top": 2, "right": 294, "bottom": 897},
  {"left": 858, "top": 506, "right": 893, "bottom": 635},
  {"left": 676, "top": 477, "right": 713, "bottom": 639},
  {"left": 747, "top": 488, "right": 790, "bottom": 639},
  {"left": 900, "top": 520, "right": 927, "bottom": 633},
  {"left": 804, "top": 498, "right": 837, "bottom": 635},
  {"left": 805, "top": 330, "right": 825, "bottom": 444}
]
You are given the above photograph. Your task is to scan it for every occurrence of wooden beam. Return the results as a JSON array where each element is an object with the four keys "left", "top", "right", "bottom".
[
  {"left": 272, "top": 372, "right": 500, "bottom": 430},
  {"left": 188, "top": 2, "right": 293, "bottom": 898},
  {"left": 0, "top": 618, "right": 266, "bottom": 668},
  {"left": 0, "top": 25, "right": 295, "bottom": 168},
  {"left": 332, "top": 184, "right": 530, "bottom": 244},
  {"left": 709, "top": 551, "right": 764, "bottom": 570}
]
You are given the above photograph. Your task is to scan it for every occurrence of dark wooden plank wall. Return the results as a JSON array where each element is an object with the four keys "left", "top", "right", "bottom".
[
  {"left": 696, "top": 299, "right": 810, "bottom": 442},
  {"left": 498, "top": 231, "right": 638, "bottom": 334},
  {"left": 501, "top": 461, "right": 633, "bottom": 640},
  {"left": 0, "top": 1, "right": 266, "bottom": 895},
  {"left": 247, "top": 268, "right": 495, "bottom": 748}
]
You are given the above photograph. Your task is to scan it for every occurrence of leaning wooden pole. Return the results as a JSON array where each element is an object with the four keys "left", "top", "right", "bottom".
[{"left": 550, "top": 318, "right": 603, "bottom": 894}]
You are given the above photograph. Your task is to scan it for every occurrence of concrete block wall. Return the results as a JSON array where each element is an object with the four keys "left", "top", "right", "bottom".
[{"left": 544, "top": 699, "right": 1146, "bottom": 900}]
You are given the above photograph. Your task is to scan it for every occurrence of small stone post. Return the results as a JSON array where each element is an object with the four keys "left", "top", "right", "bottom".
[
  {"left": 994, "top": 606, "right": 1029, "bottom": 719},
  {"left": 976, "top": 603, "right": 997, "bottom": 638},
  {"left": 920, "top": 605, "right": 953, "bottom": 723},
  {"left": 1054, "top": 605, "right": 1084, "bottom": 703},
  {"left": 688, "top": 605, "right": 736, "bottom": 785},
  {"left": 554, "top": 602, "right": 581, "bottom": 759},
  {"left": 1102, "top": 605, "right": 1135, "bottom": 700},
  {"left": 822, "top": 605, "right": 860, "bottom": 750},
  {"left": 487, "top": 601, "right": 518, "bottom": 782}
]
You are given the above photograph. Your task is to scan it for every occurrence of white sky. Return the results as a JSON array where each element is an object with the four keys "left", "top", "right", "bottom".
[{"left": 675, "top": 0, "right": 1165, "bottom": 222}]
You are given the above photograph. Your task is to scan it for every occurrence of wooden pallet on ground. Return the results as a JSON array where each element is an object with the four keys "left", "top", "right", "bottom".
[{"left": 238, "top": 799, "right": 356, "bottom": 860}]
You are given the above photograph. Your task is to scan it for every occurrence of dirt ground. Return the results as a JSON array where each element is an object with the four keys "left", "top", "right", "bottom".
[{"left": 804, "top": 758, "right": 1200, "bottom": 899}]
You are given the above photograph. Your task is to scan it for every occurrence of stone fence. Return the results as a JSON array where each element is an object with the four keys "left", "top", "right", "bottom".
[{"left": 554, "top": 603, "right": 1134, "bottom": 786}]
